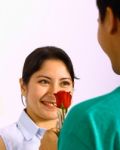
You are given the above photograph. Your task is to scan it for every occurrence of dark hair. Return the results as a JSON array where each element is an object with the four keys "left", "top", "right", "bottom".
[
  {"left": 96, "top": 0, "right": 120, "bottom": 21},
  {"left": 22, "top": 46, "right": 77, "bottom": 85}
]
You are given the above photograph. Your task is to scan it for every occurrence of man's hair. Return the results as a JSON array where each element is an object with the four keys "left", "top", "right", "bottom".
[{"left": 96, "top": 0, "right": 120, "bottom": 21}]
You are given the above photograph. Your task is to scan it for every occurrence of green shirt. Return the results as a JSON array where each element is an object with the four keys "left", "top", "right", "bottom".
[{"left": 58, "top": 87, "right": 120, "bottom": 150}]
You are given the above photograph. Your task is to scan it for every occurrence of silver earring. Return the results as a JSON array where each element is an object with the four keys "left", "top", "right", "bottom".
[{"left": 21, "top": 95, "right": 26, "bottom": 106}]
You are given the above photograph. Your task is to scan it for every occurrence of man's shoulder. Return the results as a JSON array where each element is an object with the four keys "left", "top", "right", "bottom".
[{"left": 69, "top": 86, "right": 120, "bottom": 117}]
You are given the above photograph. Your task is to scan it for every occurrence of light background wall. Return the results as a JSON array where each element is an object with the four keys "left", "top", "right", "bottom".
[{"left": 0, "top": 0, "right": 120, "bottom": 127}]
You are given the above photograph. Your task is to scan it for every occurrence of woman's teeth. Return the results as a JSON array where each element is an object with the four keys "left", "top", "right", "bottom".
[{"left": 42, "top": 101, "right": 57, "bottom": 107}]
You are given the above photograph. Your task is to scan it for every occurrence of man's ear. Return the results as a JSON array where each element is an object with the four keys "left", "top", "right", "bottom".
[
  {"left": 19, "top": 78, "right": 27, "bottom": 97},
  {"left": 105, "top": 7, "right": 117, "bottom": 34}
]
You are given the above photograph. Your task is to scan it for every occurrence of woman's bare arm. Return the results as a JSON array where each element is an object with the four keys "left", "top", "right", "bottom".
[{"left": 0, "top": 137, "right": 6, "bottom": 150}]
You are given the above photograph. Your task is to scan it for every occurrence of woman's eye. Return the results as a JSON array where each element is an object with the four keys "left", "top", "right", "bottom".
[
  {"left": 61, "top": 81, "right": 71, "bottom": 87},
  {"left": 38, "top": 80, "right": 49, "bottom": 84}
]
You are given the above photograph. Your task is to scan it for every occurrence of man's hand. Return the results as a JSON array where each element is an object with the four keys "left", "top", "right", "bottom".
[{"left": 40, "top": 128, "right": 59, "bottom": 150}]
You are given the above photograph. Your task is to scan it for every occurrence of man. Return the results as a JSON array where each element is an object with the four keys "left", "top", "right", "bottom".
[
  {"left": 58, "top": 0, "right": 120, "bottom": 149},
  {"left": 40, "top": 0, "right": 120, "bottom": 149}
]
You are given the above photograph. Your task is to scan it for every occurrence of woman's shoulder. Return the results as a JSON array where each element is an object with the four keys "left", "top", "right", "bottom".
[
  {"left": 0, "top": 123, "right": 23, "bottom": 150},
  {"left": 0, "top": 122, "right": 20, "bottom": 137}
]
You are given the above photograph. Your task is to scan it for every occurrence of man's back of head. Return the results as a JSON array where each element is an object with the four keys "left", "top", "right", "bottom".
[{"left": 96, "top": 0, "right": 120, "bottom": 74}]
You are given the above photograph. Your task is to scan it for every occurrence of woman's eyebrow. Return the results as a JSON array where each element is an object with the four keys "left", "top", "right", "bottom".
[
  {"left": 36, "top": 76, "right": 72, "bottom": 81},
  {"left": 36, "top": 75, "right": 51, "bottom": 80},
  {"left": 60, "top": 78, "right": 72, "bottom": 81}
]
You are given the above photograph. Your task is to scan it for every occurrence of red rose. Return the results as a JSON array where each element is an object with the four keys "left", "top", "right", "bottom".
[
  {"left": 54, "top": 91, "right": 72, "bottom": 109},
  {"left": 54, "top": 91, "right": 72, "bottom": 130}
]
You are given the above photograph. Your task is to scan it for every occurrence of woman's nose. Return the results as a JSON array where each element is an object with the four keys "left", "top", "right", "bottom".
[{"left": 48, "top": 84, "right": 60, "bottom": 94}]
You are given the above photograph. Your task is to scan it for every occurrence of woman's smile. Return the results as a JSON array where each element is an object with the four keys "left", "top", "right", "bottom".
[{"left": 40, "top": 100, "right": 57, "bottom": 110}]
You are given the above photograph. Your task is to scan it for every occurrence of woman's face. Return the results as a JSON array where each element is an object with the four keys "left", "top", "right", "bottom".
[{"left": 20, "top": 59, "right": 73, "bottom": 122}]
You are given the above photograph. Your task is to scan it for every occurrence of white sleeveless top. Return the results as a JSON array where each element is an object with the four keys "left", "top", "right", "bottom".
[{"left": 0, "top": 110, "right": 46, "bottom": 150}]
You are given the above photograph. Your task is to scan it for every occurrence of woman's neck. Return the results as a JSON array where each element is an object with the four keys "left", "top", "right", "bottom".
[
  {"left": 37, "top": 118, "right": 58, "bottom": 129},
  {"left": 25, "top": 109, "right": 58, "bottom": 129}
]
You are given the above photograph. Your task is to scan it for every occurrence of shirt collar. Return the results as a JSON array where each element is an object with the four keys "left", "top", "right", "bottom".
[{"left": 17, "top": 110, "right": 46, "bottom": 141}]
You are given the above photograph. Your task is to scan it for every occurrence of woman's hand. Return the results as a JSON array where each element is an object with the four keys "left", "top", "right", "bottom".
[{"left": 39, "top": 128, "right": 59, "bottom": 150}]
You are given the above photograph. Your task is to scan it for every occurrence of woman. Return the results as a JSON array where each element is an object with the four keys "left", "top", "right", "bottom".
[{"left": 0, "top": 46, "right": 76, "bottom": 150}]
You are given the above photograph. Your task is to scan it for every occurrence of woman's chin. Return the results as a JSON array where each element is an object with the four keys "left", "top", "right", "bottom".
[
  {"left": 45, "top": 115, "right": 58, "bottom": 120},
  {"left": 40, "top": 111, "right": 58, "bottom": 120}
]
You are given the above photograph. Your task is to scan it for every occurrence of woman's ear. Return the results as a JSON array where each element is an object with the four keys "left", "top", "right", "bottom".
[
  {"left": 19, "top": 78, "right": 27, "bottom": 97},
  {"left": 105, "top": 7, "right": 117, "bottom": 34}
]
